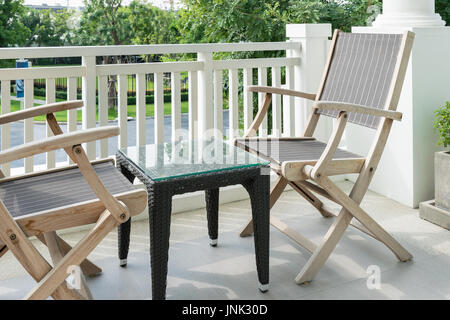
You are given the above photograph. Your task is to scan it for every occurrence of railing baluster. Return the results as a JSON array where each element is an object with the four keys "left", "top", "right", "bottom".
[
  {"left": 257, "top": 67, "right": 268, "bottom": 137},
  {"left": 154, "top": 72, "right": 164, "bottom": 144},
  {"left": 24, "top": 79, "right": 34, "bottom": 173},
  {"left": 284, "top": 64, "right": 295, "bottom": 137},
  {"left": 243, "top": 68, "right": 253, "bottom": 134},
  {"left": 1, "top": 80, "right": 11, "bottom": 176},
  {"left": 272, "top": 66, "right": 282, "bottom": 137},
  {"left": 188, "top": 71, "right": 198, "bottom": 141},
  {"left": 136, "top": 73, "right": 146, "bottom": 146},
  {"left": 98, "top": 75, "right": 108, "bottom": 158},
  {"left": 45, "top": 78, "right": 56, "bottom": 169},
  {"left": 228, "top": 69, "right": 239, "bottom": 139},
  {"left": 197, "top": 51, "right": 214, "bottom": 140},
  {"left": 118, "top": 74, "right": 128, "bottom": 149},
  {"left": 81, "top": 56, "right": 97, "bottom": 159},
  {"left": 171, "top": 72, "right": 181, "bottom": 142},
  {"left": 213, "top": 69, "right": 223, "bottom": 137}
]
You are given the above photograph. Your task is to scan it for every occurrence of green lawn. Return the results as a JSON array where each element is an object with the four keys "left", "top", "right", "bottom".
[{"left": 7, "top": 98, "right": 190, "bottom": 122}]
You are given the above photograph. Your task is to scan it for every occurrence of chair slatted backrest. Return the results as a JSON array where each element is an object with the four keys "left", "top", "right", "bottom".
[{"left": 317, "top": 31, "right": 404, "bottom": 129}]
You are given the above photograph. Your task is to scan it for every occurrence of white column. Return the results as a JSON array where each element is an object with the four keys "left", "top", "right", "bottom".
[
  {"left": 286, "top": 24, "right": 332, "bottom": 140},
  {"left": 373, "top": 0, "right": 445, "bottom": 27},
  {"left": 348, "top": 0, "right": 449, "bottom": 208}
]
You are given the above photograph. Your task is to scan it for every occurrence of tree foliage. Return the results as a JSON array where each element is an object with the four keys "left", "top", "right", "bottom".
[
  {"left": 0, "top": 0, "right": 29, "bottom": 47},
  {"left": 436, "top": 0, "right": 450, "bottom": 26},
  {"left": 21, "top": 8, "right": 76, "bottom": 47}
]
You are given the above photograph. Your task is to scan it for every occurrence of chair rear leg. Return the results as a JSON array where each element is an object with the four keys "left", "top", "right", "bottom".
[
  {"left": 36, "top": 234, "right": 102, "bottom": 277},
  {"left": 240, "top": 176, "right": 287, "bottom": 237},
  {"left": 25, "top": 210, "right": 118, "bottom": 300},
  {"left": 44, "top": 231, "right": 93, "bottom": 300}
]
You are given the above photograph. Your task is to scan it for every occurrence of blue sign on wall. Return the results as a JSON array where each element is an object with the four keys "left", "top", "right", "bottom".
[{"left": 16, "top": 60, "right": 29, "bottom": 99}]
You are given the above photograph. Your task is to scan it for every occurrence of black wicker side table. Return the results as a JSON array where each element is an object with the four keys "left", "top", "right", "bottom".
[{"left": 115, "top": 139, "right": 270, "bottom": 300}]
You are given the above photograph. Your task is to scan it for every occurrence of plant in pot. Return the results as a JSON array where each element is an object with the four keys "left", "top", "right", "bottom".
[{"left": 419, "top": 101, "right": 450, "bottom": 229}]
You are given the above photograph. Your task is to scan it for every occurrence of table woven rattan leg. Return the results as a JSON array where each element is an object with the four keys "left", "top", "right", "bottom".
[
  {"left": 242, "top": 172, "right": 270, "bottom": 292},
  {"left": 205, "top": 188, "right": 219, "bottom": 247},
  {"left": 147, "top": 183, "right": 173, "bottom": 300},
  {"left": 117, "top": 163, "right": 136, "bottom": 267}
]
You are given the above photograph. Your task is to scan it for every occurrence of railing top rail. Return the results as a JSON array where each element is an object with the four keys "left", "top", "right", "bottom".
[{"left": 0, "top": 41, "right": 300, "bottom": 60}]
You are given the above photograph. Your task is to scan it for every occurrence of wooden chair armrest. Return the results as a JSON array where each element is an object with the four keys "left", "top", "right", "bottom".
[
  {"left": 247, "top": 86, "right": 317, "bottom": 101},
  {"left": 0, "top": 126, "right": 119, "bottom": 165},
  {"left": 0, "top": 100, "right": 83, "bottom": 125},
  {"left": 314, "top": 101, "right": 402, "bottom": 121}
]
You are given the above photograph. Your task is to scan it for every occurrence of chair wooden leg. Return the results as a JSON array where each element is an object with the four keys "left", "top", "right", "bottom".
[
  {"left": 295, "top": 175, "right": 412, "bottom": 284},
  {"left": 0, "top": 202, "right": 83, "bottom": 300},
  {"left": 44, "top": 231, "right": 93, "bottom": 300},
  {"left": 295, "top": 209, "right": 352, "bottom": 284},
  {"left": 318, "top": 176, "right": 413, "bottom": 262},
  {"left": 37, "top": 234, "right": 102, "bottom": 277},
  {"left": 25, "top": 210, "right": 118, "bottom": 300},
  {"left": 240, "top": 176, "right": 288, "bottom": 237}
]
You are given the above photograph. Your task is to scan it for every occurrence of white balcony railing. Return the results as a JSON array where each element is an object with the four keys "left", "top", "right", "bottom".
[{"left": 0, "top": 24, "right": 332, "bottom": 177}]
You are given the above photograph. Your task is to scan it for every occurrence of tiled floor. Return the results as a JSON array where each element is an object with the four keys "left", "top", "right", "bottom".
[{"left": 1, "top": 180, "right": 449, "bottom": 300}]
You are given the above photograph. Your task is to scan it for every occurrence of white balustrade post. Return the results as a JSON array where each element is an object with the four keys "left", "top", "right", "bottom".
[
  {"left": 350, "top": 0, "right": 450, "bottom": 207},
  {"left": 286, "top": 24, "right": 332, "bottom": 140},
  {"left": 197, "top": 51, "right": 214, "bottom": 140},
  {"left": 82, "top": 56, "right": 97, "bottom": 159}
]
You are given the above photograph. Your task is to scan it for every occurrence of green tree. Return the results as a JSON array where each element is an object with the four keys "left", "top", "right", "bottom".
[
  {"left": 0, "top": 0, "right": 29, "bottom": 47},
  {"left": 21, "top": 8, "right": 75, "bottom": 47},
  {"left": 127, "top": 0, "right": 178, "bottom": 46},
  {"left": 76, "top": 0, "right": 132, "bottom": 46},
  {"left": 436, "top": 0, "right": 450, "bottom": 26}
]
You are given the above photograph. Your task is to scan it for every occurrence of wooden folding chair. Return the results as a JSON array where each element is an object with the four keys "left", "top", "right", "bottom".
[
  {"left": 236, "top": 30, "right": 415, "bottom": 284},
  {"left": 0, "top": 101, "right": 147, "bottom": 299}
]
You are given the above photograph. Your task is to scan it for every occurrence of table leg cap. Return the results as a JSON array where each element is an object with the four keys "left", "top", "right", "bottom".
[
  {"left": 258, "top": 283, "right": 270, "bottom": 292},
  {"left": 209, "top": 238, "right": 218, "bottom": 247},
  {"left": 119, "top": 259, "right": 127, "bottom": 267}
]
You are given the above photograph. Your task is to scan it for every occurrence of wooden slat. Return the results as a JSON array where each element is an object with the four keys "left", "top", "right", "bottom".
[
  {"left": 45, "top": 78, "right": 56, "bottom": 169},
  {"left": 228, "top": 69, "right": 239, "bottom": 139},
  {"left": 1, "top": 80, "right": 11, "bottom": 176},
  {"left": 213, "top": 69, "right": 223, "bottom": 136},
  {"left": 243, "top": 68, "right": 253, "bottom": 133},
  {"left": 24, "top": 79, "right": 34, "bottom": 173},
  {"left": 136, "top": 73, "right": 146, "bottom": 146},
  {"left": 154, "top": 72, "right": 164, "bottom": 144},
  {"left": 188, "top": 71, "right": 198, "bottom": 141},
  {"left": 271, "top": 67, "right": 282, "bottom": 137},
  {"left": 171, "top": 72, "right": 181, "bottom": 143},
  {"left": 97, "top": 75, "right": 108, "bottom": 158},
  {"left": 257, "top": 67, "right": 268, "bottom": 137}
]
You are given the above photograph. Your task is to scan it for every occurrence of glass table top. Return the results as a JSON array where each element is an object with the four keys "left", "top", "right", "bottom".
[{"left": 118, "top": 139, "right": 270, "bottom": 181}]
